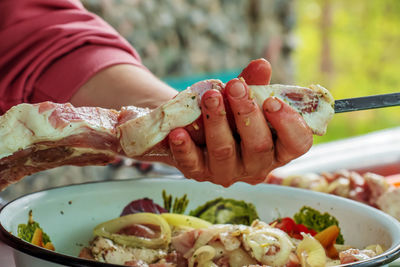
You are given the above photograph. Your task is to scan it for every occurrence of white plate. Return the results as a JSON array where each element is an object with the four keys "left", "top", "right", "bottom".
[{"left": 1, "top": 178, "right": 400, "bottom": 266}]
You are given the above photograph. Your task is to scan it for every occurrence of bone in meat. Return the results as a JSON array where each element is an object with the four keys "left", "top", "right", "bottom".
[{"left": 0, "top": 80, "right": 334, "bottom": 190}]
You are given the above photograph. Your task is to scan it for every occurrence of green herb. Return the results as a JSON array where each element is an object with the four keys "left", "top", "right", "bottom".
[
  {"left": 162, "top": 190, "right": 172, "bottom": 212},
  {"left": 162, "top": 190, "right": 189, "bottom": 214},
  {"left": 293, "top": 206, "right": 344, "bottom": 244},
  {"left": 17, "top": 210, "right": 51, "bottom": 244},
  {"left": 189, "top": 198, "right": 259, "bottom": 226}
]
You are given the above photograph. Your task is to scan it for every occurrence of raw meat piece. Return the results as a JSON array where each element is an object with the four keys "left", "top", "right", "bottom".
[
  {"left": 0, "top": 60, "right": 334, "bottom": 190},
  {"left": 248, "top": 84, "right": 334, "bottom": 136},
  {"left": 119, "top": 81, "right": 334, "bottom": 157},
  {"left": 0, "top": 102, "right": 123, "bottom": 190},
  {"left": 118, "top": 80, "right": 224, "bottom": 157}
]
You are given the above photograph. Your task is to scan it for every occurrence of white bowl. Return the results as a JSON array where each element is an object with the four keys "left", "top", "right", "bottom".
[{"left": 1, "top": 178, "right": 400, "bottom": 267}]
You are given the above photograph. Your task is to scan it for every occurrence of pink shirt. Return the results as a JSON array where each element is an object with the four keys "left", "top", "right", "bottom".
[{"left": 0, "top": 0, "right": 144, "bottom": 114}]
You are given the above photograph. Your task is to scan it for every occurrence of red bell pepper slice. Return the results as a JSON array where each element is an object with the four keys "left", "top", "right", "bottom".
[{"left": 270, "top": 217, "right": 317, "bottom": 239}]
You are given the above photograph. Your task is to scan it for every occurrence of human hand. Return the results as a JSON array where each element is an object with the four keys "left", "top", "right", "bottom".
[{"left": 167, "top": 59, "right": 313, "bottom": 187}]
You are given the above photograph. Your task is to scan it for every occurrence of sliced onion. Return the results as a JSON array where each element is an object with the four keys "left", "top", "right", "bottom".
[
  {"left": 93, "top": 213, "right": 171, "bottom": 249},
  {"left": 296, "top": 233, "right": 326, "bottom": 267},
  {"left": 219, "top": 231, "right": 241, "bottom": 251},
  {"left": 365, "top": 244, "right": 384, "bottom": 255},
  {"left": 161, "top": 213, "right": 212, "bottom": 229},
  {"left": 184, "top": 225, "right": 232, "bottom": 258},
  {"left": 188, "top": 245, "right": 217, "bottom": 267},
  {"left": 243, "top": 227, "right": 294, "bottom": 266},
  {"left": 229, "top": 248, "right": 258, "bottom": 267}
]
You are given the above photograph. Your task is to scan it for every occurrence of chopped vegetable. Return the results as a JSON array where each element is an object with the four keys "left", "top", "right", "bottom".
[
  {"left": 293, "top": 206, "right": 344, "bottom": 244},
  {"left": 296, "top": 234, "right": 326, "bottom": 267},
  {"left": 189, "top": 197, "right": 259, "bottom": 225},
  {"left": 188, "top": 245, "right": 216, "bottom": 267},
  {"left": 270, "top": 217, "right": 317, "bottom": 239},
  {"left": 120, "top": 198, "right": 167, "bottom": 216},
  {"left": 94, "top": 213, "right": 171, "bottom": 249},
  {"left": 17, "top": 210, "right": 54, "bottom": 251},
  {"left": 314, "top": 225, "right": 340, "bottom": 258},
  {"left": 162, "top": 190, "right": 189, "bottom": 214},
  {"left": 160, "top": 213, "right": 212, "bottom": 229},
  {"left": 31, "top": 228, "right": 44, "bottom": 247},
  {"left": 44, "top": 242, "right": 55, "bottom": 251}
]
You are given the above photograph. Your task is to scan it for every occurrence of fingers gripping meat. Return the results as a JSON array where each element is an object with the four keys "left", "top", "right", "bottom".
[
  {"left": 120, "top": 59, "right": 334, "bottom": 157},
  {"left": 118, "top": 80, "right": 225, "bottom": 157},
  {"left": 0, "top": 59, "right": 334, "bottom": 190},
  {"left": 239, "top": 59, "right": 334, "bottom": 136}
]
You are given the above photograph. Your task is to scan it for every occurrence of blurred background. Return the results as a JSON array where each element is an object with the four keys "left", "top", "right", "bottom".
[
  {"left": 1, "top": 0, "right": 400, "bottom": 203},
  {"left": 82, "top": 0, "right": 400, "bottom": 144}
]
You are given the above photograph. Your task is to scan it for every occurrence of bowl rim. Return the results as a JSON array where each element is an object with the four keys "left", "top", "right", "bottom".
[{"left": 1, "top": 178, "right": 400, "bottom": 267}]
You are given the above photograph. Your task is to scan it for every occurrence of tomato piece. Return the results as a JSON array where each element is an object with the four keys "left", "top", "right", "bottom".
[
  {"left": 272, "top": 217, "right": 297, "bottom": 233},
  {"left": 271, "top": 217, "right": 317, "bottom": 240},
  {"left": 296, "top": 224, "right": 317, "bottom": 236},
  {"left": 291, "top": 233, "right": 303, "bottom": 240}
]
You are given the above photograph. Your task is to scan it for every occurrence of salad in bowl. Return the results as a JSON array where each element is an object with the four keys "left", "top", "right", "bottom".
[{"left": 1, "top": 178, "right": 400, "bottom": 267}]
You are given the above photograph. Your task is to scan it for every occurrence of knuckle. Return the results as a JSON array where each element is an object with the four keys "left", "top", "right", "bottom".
[
  {"left": 242, "top": 159, "right": 273, "bottom": 178},
  {"left": 242, "top": 162, "right": 272, "bottom": 180},
  {"left": 292, "top": 136, "right": 313, "bottom": 158},
  {"left": 175, "top": 156, "right": 198, "bottom": 170},
  {"left": 204, "top": 112, "right": 227, "bottom": 125},
  {"left": 172, "top": 146, "right": 190, "bottom": 155},
  {"left": 210, "top": 145, "right": 235, "bottom": 161},
  {"left": 276, "top": 152, "right": 294, "bottom": 165},
  {"left": 178, "top": 161, "right": 197, "bottom": 170},
  {"left": 235, "top": 100, "right": 258, "bottom": 116},
  {"left": 252, "top": 140, "right": 273, "bottom": 153}
]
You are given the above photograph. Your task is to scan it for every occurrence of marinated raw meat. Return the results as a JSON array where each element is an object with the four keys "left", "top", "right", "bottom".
[{"left": 0, "top": 59, "right": 334, "bottom": 190}]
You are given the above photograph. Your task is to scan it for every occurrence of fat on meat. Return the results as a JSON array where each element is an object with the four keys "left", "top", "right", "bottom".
[
  {"left": 0, "top": 102, "right": 122, "bottom": 190},
  {"left": 0, "top": 75, "right": 334, "bottom": 190},
  {"left": 119, "top": 82, "right": 334, "bottom": 157}
]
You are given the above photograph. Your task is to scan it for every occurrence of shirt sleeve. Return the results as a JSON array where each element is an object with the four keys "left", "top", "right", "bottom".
[{"left": 0, "top": 0, "right": 146, "bottom": 114}]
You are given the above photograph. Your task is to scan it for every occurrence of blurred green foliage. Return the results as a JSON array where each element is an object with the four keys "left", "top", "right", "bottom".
[{"left": 294, "top": 0, "right": 400, "bottom": 144}]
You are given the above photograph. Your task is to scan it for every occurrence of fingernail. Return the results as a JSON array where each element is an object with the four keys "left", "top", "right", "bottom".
[
  {"left": 228, "top": 81, "right": 246, "bottom": 99},
  {"left": 204, "top": 96, "right": 220, "bottom": 110},
  {"left": 170, "top": 131, "right": 186, "bottom": 146},
  {"left": 171, "top": 139, "right": 184, "bottom": 146},
  {"left": 264, "top": 97, "right": 282, "bottom": 113}
]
